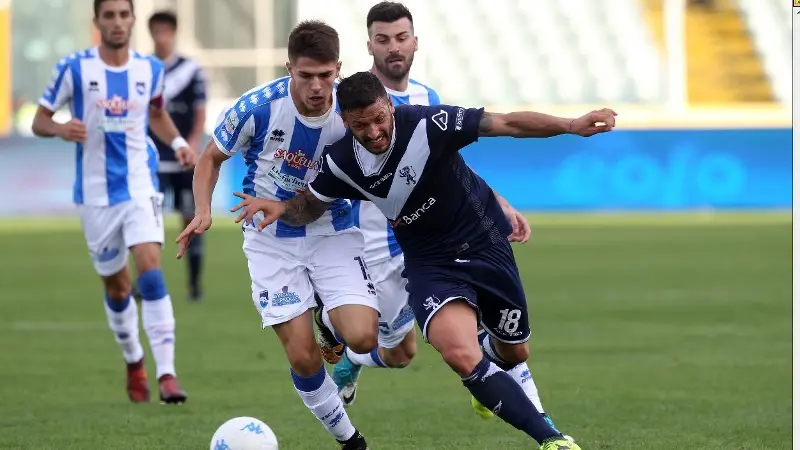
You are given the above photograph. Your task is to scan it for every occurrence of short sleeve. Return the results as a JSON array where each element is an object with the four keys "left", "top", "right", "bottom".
[
  {"left": 149, "top": 59, "right": 166, "bottom": 108},
  {"left": 39, "top": 57, "right": 73, "bottom": 112},
  {"left": 425, "top": 104, "right": 485, "bottom": 155},
  {"left": 212, "top": 102, "right": 256, "bottom": 156},
  {"left": 308, "top": 150, "right": 367, "bottom": 202},
  {"left": 191, "top": 67, "right": 207, "bottom": 106}
]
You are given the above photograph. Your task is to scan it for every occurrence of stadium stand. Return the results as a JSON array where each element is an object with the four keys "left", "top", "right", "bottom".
[
  {"left": 736, "top": 0, "right": 791, "bottom": 106},
  {"left": 305, "top": 0, "right": 664, "bottom": 106}
]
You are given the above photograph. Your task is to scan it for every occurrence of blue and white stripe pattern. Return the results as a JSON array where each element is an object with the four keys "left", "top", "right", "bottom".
[
  {"left": 39, "top": 47, "right": 164, "bottom": 206},
  {"left": 212, "top": 76, "right": 352, "bottom": 237}
]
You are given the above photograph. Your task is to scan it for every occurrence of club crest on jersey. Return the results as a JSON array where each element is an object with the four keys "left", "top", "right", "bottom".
[
  {"left": 135, "top": 81, "right": 146, "bottom": 95},
  {"left": 273, "top": 148, "right": 320, "bottom": 172},
  {"left": 398, "top": 165, "right": 417, "bottom": 185},
  {"left": 96, "top": 95, "right": 137, "bottom": 116}
]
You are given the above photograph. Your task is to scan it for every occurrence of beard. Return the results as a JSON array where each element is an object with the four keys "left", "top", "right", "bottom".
[{"left": 376, "top": 53, "right": 414, "bottom": 82}]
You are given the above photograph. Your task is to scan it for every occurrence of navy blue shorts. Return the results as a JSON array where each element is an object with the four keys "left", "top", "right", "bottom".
[{"left": 404, "top": 240, "right": 530, "bottom": 344}]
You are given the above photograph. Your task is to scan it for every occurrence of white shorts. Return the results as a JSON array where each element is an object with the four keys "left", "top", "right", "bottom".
[
  {"left": 372, "top": 255, "right": 415, "bottom": 349},
  {"left": 243, "top": 227, "right": 379, "bottom": 328},
  {"left": 78, "top": 193, "right": 165, "bottom": 277}
]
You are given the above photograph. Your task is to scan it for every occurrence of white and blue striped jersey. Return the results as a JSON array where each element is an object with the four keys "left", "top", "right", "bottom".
[
  {"left": 38, "top": 47, "right": 165, "bottom": 206},
  {"left": 212, "top": 76, "right": 353, "bottom": 238},
  {"left": 354, "top": 78, "right": 440, "bottom": 265}
]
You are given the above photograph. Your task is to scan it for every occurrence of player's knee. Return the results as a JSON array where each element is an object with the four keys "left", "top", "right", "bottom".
[
  {"left": 440, "top": 345, "right": 483, "bottom": 378},
  {"left": 495, "top": 341, "right": 529, "bottom": 365},
  {"left": 344, "top": 328, "right": 378, "bottom": 354},
  {"left": 130, "top": 242, "right": 162, "bottom": 273},
  {"left": 102, "top": 269, "right": 132, "bottom": 300},
  {"left": 285, "top": 340, "right": 323, "bottom": 376},
  {"left": 137, "top": 269, "right": 167, "bottom": 301},
  {"left": 383, "top": 345, "right": 416, "bottom": 368},
  {"left": 329, "top": 304, "right": 379, "bottom": 353}
]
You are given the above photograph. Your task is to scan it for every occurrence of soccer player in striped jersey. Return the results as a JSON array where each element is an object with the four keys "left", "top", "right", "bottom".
[
  {"left": 31, "top": 0, "right": 193, "bottom": 404},
  {"left": 328, "top": 1, "right": 573, "bottom": 442},
  {"left": 176, "top": 21, "right": 372, "bottom": 450}
]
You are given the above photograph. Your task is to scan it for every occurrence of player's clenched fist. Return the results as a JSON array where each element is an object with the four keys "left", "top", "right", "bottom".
[
  {"left": 56, "top": 118, "right": 87, "bottom": 143},
  {"left": 569, "top": 108, "right": 617, "bottom": 137},
  {"left": 174, "top": 146, "right": 197, "bottom": 169},
  {"left": 175, "top": 212, "right": 212, "bottom": 259},
  {"left": 230, "top": 192, "right": 286, "bottom": 232}
]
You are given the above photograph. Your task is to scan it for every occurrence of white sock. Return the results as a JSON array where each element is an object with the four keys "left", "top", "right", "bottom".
[
  {"left": 345, "top": 347, "right": 386, "bottom": 368},
  {"left": 480, "top": 332, "right": 545, "bottom": 413},
  {"left": 508, "top": 362, "right": 545, "bottom": 413},
  {"left": 104, "top": 296, "right": 144, "bottom": 363},
  {"left": 293, "top": 368, "right": 357, "bottom": 441},
  {"left": 141, "top": 295, "right": 176, "bottom": 378}
]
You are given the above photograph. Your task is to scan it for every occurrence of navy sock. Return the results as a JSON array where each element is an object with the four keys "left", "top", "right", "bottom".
[
  {"left": 462, "top": 356, "right": 560, "bottom": 444},
  {"left": 187, "top": 233, "right": 203, "bottom": 288}
]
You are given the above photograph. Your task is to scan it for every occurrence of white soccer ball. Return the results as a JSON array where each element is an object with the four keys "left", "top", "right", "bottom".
[{"left": 209, "top": 417, "right": 279, "bottom": 450}]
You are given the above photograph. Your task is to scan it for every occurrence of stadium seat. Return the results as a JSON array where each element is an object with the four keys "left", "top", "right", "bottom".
[
  {"left": 736, "top": 0, "right": 791, "bottom": 105},
  {"left": 330, "top": 0, "right": 666, "bottom": 106}
]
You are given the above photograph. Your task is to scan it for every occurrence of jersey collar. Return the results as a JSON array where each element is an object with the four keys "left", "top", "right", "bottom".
[{"left": 353, "top": 118, "right": 397, "bottom": 177}]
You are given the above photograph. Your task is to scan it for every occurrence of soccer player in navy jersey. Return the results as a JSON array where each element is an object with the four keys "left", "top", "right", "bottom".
[
  {"left": 148, "top": 10, "right": 208, "bottom": 300},
  {"left": 329, "top": 5, "right": 568, "bottom": 439},
  {"left": 230, "top": 71, "right": 616, "bottom": 449}
]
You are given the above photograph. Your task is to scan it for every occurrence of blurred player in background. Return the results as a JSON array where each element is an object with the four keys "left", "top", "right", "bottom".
[
  {"left": 176, "top": 21, "right": 373, "bottom": 450},
  {"left": 329, "top": 3, "right": 569, "bottom": 440},
  {"left": 30, "top": 0, "right": 193, "bottom": 404},
  {"left": 148, "top": 10, "right": 207, "bottom": 301}
]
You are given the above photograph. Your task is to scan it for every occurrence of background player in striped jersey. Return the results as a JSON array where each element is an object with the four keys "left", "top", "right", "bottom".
[
  {"left": 148, "top": 10, "right": 208, "bottom": 301},
  {"left": 31, "top": 0, "right": 192, "bottom": 404},
  {"left": 328, "top": 3, "right": 569, "bottom": 439},
  {"left": 176, "top": 21, "right": 373, "bottom": 450}
]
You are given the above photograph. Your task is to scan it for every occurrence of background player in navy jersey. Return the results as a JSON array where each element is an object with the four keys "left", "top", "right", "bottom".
[
  {"left": 148, "top": 10, "right": 207, "bottom": 301},
  {"left": 330, "top": 6, "right": 563, "bottom": 437},
  {"left": 230, "top": 71, "right": 616, "bottom": 449},
  {"left": 176, "top": 22, "right": 373, "bottom": 450},
  {"left": 31, "top": 0, "right": 192, "bottom": 404}
]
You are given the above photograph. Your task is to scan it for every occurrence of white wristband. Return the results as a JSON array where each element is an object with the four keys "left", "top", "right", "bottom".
[{"left": 170, "top": 136, "right": 189, "bottom": 152}]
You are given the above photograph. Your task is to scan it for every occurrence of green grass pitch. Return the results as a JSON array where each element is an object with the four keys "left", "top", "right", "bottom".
[{"left": 0, "top": 212, "right": 791, "bottom": 449}]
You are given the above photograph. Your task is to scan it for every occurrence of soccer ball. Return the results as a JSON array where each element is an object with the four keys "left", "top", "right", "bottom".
[{"left": 209, "top": 417, "right": 279, "bottom": 450}]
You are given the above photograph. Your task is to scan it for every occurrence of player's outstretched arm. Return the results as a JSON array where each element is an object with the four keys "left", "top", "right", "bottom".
[
  {"left": 229, "top": 190, "right": 331, "bottom": 231},
  {"left": 478, "top": 108, "right": 617, "bottom": 138},
  {"left": 176, "top": 140, "right": 229, "bottom": 259}
]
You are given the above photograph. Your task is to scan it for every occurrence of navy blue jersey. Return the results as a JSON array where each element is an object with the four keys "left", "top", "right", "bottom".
[
  {"left": 308, "top": 104, "right": 512, "bottom": 262},
  {"left": 148, "top": 55, "right": 206, "bottom": 168}
]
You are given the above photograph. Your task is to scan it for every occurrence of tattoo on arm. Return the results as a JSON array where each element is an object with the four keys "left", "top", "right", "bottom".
[
  {"left": 279, "top": 190, "right": 329, "bottom": 226},
  {"left": 479, "top": 111, "right": 495, "bottom": 134}
]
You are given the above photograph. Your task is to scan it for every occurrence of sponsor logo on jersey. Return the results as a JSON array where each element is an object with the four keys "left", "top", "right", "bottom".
[
  {"left": 95, "top": 95, "right": 138, "bottom": 115},
  {"left": 267, "top": 166, "right": 307, "bottom": 192},
  {"left": 392, "top": 197, "right": 436, "bottom": 227},
  {"left": 273, "top": 148, "right": 320, "bottom": 172},
  {"left": 369, "top": 171, "right": 393, "bottom": 189}
]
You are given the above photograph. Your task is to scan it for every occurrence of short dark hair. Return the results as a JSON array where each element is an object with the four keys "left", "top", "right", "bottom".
[
  {"left": 148, "top": 10, "right": 177, "bottom": 30},
  {"left": 336, "top": 72, "right": 388, "bottom": 113},
  {"left": 287, "top": 20, "right": 340, "bottom": 63},
  {"left": 366, "top": 2, "right": 413, "bottom": 30},
  {"left": 93, "top": 0, "right": 134, "bottom": 18}
]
